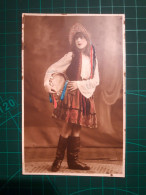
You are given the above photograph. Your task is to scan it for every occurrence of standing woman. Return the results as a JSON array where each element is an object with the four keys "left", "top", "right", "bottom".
[{"left": 44, "top": 23, "right": 100, "bottom": 172}]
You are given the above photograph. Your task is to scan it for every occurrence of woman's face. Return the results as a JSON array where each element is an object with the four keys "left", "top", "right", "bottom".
[{"left": 75, "top": 35, "right": 87, "bottom": 50}]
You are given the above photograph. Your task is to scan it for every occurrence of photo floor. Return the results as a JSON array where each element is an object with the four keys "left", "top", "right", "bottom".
[
  {"left": 24, "top": 147, "right": 123, "bottom": 175},
  {"left": 24, "top": 160, "right": 122, "bottom": 175}
]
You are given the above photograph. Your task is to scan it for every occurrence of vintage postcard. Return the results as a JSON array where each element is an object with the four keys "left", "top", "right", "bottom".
[{"left": 22, "top": 14, "right": 125, "bottom": 177}]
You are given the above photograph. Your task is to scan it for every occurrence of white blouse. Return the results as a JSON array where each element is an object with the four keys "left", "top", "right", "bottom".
[
  {"left": 44, "top": 52, "right": 100, "bottom": 98},
  {"left": 80, "top": 54, "right": 91, "bottom": 79}
]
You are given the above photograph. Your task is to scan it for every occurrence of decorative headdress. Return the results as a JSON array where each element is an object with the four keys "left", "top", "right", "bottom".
[{"left": 69, "top": 23, "right": 91, "bottom": 45}]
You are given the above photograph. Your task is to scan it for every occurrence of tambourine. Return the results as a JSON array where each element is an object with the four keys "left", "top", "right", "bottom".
[{"left": 49, "top": 72, "right": 68, "bottom": 108}]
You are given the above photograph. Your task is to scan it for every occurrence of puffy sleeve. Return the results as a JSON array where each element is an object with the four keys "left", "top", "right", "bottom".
[
  {"left": 44, "top": 52, "right": 72, "bottom": 93},
  {"left": 76, "top": 59, "right": 100, "bottom": 98}
]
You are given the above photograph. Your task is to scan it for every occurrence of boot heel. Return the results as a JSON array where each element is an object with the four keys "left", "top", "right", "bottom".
[{"left": 67, "top": 136, "right": 90, "bottom": 170}]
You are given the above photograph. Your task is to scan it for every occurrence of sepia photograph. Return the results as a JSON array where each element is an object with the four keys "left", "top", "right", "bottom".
[{"left": 22, "top": 14, "right": 125, "bottom": 177}]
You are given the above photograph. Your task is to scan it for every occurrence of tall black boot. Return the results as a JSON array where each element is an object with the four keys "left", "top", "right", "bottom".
[
  {"left": 51, "top": 135, "right": 68, "bottom": 172},
  {"left": 67, "top": 136, "right": 90, "bottom": 170}
]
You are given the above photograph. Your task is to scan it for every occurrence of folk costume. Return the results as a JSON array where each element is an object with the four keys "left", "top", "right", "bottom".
[{"left": 44, "top": 23, "right": 100, "bottom": 172}]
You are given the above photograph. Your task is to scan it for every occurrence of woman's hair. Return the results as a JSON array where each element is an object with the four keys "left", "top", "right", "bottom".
[
  {"left": 71, "top": 32, "right": 91, "bottom": 57},
  {"left": 66, "top": 32, "right": 91, "bottom": 80}
]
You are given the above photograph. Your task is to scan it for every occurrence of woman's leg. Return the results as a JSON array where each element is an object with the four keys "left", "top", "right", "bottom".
[
  {"left": 71, "top": 124, "right": 81, "bottom": 137},
  {"left": 51, "top": 122, "right": 72, "bottom": 172},
  {"left": 67, "top": 124, "right": 90, "bottom": 170},
  {"left": 60, "top": 122, "right": 72, "bottom": 138}
]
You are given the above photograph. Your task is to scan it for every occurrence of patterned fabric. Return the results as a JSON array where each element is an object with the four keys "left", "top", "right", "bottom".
[{"left": 52, "top": 89, "right": 97, "bottom": 128}]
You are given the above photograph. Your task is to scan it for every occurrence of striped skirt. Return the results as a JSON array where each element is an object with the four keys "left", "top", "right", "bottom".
[{"left": 52, "top": 89, "right": 97, "bottom": 128}]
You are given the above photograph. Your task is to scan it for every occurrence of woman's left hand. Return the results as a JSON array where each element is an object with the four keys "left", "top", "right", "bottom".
[{"left": 67, "top": 81, "right": 78, "bottom": 92}]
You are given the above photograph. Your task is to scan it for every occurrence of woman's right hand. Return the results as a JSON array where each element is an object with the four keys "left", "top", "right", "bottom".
[{"left": 44, "top": 78, "right": 56, "bottom": 93}]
